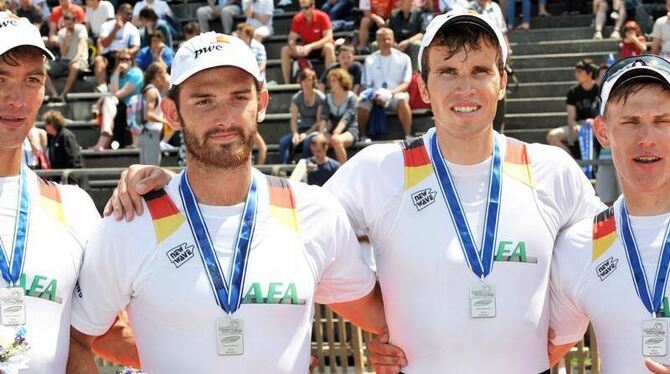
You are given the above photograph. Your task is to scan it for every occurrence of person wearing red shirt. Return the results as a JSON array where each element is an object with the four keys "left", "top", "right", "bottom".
[
  {"left": 619, "top": 20, "right": 647, "bottom": 59},
  {"left": 48, "top": 0, "right": 85, "bottom": 46},
  {"left": 280, "top": 0, "right": 335, "bottom": 84},
  {"left": 357, "top": 0, "right": 395, "bottom": 52}
]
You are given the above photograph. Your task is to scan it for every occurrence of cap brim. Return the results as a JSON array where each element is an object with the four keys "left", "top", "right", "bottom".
[
  {"left": 611, "top": 67, "right": 669, "bottom": 91},
  {"left": 442, "top": 15, "right": 500, "bottom": 42},
  {"left": 37, "top": 46, "right": 55, "bottom": 61},
  {"left": 0, "top": 44, "right": 55, "bottom": 61}
]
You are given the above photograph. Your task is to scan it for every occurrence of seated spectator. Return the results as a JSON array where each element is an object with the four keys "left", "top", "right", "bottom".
[
  {"left": 592, "top": 0, "right": 626, "bottom": 39},
  {"left": 278, "top": 68, "right": 325, "bottom": 163},
  {"left": 254, "top": 133, "right": 267, "bottom": 164},
  {"left": 84, "top": 0, "right": 114, "bottom": 40},
  {"left": 94, "top": 3, "right": 140, "bottom": 91},
  {"left": 469, "top": 0, "right": 511, "bottom": 57},
  {"left": 305, "top": 133, "right": 341, "bottom": 186},
  {"left": 131, "top": 0, "right": 172, "bottom": 25},
  {"left": 357, "top": 0, "right": 394, "bottom": 53},
  {"left": 48, "top": 0, "right": 84, "bottom": 46},
  {"left": 196, "top": 0, "right": 241, "bottom": 34},
  {"left": 46, "top": 10, "right": 89, "bottom": 99},
  {"left": 237, "top": 23, "right": 267, "bottom": 81},
  {"left": 636, "top": 0, "right": 667, "bottom": 35},
  {"left": 23, "top": 126, "right": 48, "bottom": 170},
  {"left": 358, "top": 27, "right": 412, "bottom": 142},
  {"left": 546, "top": 59, "right": 599, "bottom": 158},
  {"left": 135, "top": 32, "right": 173, "bottom": 70},
  {"left": 619, "top": 20, "right": 646, "bottom": 58},
  {"left": 280, "top": 0, "right": 335, "bottom": 84},
  {"left": 323, "top": 68, "right": 358, "bottom": 164},
  {"left": 318, "top": 44, "right": 362, "bottom": 94},
  {"left": 7, "top": 0, "right": 51, "bottom": 23},
  {"left": 389, "top": 0, "right": 426, "bottom": 71},
  {"left": 242, "top": 0, "right": 273, "bottom": 40},
  {"left": 135, "top": 62, "right": 169, "bottom": 165},
  {"left": 439, "top": 0, "right": 468, "bottom": 12},
  {"left": 505, "top": 0, "right": 547, "bottom": 30},
  {"left": 43, "top": 110, "right": 82, "bottom": 169},
  {"left": 138, "top": 7, "right": 172, "bottom": 48},
  {"left": 92, "top": 48, "right": 143, "bottom": 150},
  {"left": 651, "top": 3, "right": 670, "bottom": 59},
  {"left": 16, "top": 0, "right": 43, "bottom": 28},
  {"left": 321, "top": 0, "right": 354, "bottom": 22},
  {"left": 183, "top": 20, "right": 200, "bottom": 41}
]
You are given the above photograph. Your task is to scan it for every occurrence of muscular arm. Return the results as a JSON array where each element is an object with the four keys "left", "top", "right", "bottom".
[
  {"left": 566, "top": 104, "right": 578, "bottom": 129},
  {"left": 652, "top": 37, "right": 661, "bottom": 55},
  {"left": 549, "top": 342, "right": 577, "bottom": 368},
  {"left": 306, "top": 29, "right": 333, "bottom": 51},
  {"left": 327, "top": 285, "right": 385, "bottom": 334}
]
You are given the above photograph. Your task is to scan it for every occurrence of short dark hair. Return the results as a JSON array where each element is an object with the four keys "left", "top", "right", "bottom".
[
  {"left": 183, "top": 21, "right": 200, "bottom": 37},
  {"left": 575, "top": 58, "right": 598, "bottom": 80},
  {"left": 150, "top": 32, "right": 164, "bottom": 42},
  {"left": 0, "top": 46, "right": 46, "bottom": 70},
  {"left": 604, "top": 78, "right": 670, "bottom": 118},
  {"left": 168, "top": 73, "right": 264, "bottom": 109},
  {"left": 118, "top": 3, "right": 132, "bottom": 14},
  {"left": 139, "top": 7, "right": 158, "bottom": 22},
  {"left": 420, "top": 23, "right": 504, "bottom": 84}
]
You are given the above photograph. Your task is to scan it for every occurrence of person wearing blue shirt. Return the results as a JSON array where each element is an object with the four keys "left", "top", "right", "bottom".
[
  {"left": 135, "top": 32, "right": 174, "bottom": 70},
  {"left": 305, "top": 133, "right": 341, "bottom": 186}
]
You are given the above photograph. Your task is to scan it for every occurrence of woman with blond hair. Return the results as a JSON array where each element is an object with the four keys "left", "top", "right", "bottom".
[{"left": 322, "top": 68, "right": 358, "bottom": 164}]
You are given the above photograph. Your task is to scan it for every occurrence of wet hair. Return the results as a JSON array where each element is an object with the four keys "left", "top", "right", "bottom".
[
  {"left": 420, "top": 23, "right": 504, "bottom": 83},
  {"left": 604, "top": 78, "right": 670, "bottom": 118},
  {"left": 0, "top": 46, "right": 46, "bottom": 71}
]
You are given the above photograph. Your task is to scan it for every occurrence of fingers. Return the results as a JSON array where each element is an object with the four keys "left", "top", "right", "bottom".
[
  {"left": 308, "top": 355, "right": 318, "bottom": 372},
  {"left": 116, "top": 171, "right": 136, "bottom": 222},
  {"left": 367, "top": 332, "right": 407, "bottom": 374},
  {"left": 646, "top": 358, "right": 670, "bottom": 373}
]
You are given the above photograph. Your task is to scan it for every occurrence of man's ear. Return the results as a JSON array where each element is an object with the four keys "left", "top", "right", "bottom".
[
  {"left": 498, "top": 68, "right": 508, "bottom": 101},
  {"left": 418, "top": 74, "right": 431, "bottom": 105},
  {"left": 161, "top": 98, "right": 183, "bottom": 131},
  {"left": 257, "top": 88, "right": 269, "bottom": 123},
  {"left": 594, "top": 116, "right": 611, "bottom": 148}
]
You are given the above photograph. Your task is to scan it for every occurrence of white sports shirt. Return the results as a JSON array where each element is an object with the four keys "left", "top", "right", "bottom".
[
  {"left": 324, "top": 129, "right": 604, "bottom": 372},
  {"left": 0, "top": 169, "right": 100, "bottom": 372},
  {"left": 71, "top": 169, "right": 375, "bottom": 373},
  {"left": 551, "top": 196, "right": 670, "bottom": 373}
]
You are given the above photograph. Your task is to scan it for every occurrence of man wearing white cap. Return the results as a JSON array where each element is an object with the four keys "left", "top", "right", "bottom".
[
  {"left": 0, "top": 11, "right": 136, "bottom": 372},
  {"left": 548, "top": 55, "right": 670, "bottom": 374},
  {"left": 69, "top": 32, "right": 386, "bottom": 373}
]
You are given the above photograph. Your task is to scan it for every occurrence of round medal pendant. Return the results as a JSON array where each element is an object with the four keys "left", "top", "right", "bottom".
[{"left": 382, "top": 82, "right": 388, "bottom": 89}]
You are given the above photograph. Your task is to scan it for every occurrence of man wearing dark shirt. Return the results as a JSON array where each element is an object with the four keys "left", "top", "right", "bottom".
[
  {"left": 43, "top": 110, "right": 82, "bottom": 170},
  {"left": 16, "top": 0, "right": 43, "bottom": 28},
  {"left": 546, "top": 58, "right": 599, "bottom": 157},
  {"left": 388, "top": 0, "right": 425, "bottom": 70},
  {"left": 318, "top": 44, "right": 362, "bottom": 94},
  {"left": 305, "top": 133, "right": 341, "bottom": 186}
]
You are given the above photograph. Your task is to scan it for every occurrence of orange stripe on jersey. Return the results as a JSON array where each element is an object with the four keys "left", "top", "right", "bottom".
[
  {"left": 593, "top": 206, "right": 617, "bottom": 261},
  {"left": 38, "top": 179, "right": 65, "bottom": 224},
  {"left": 503, "top": 138, "right": 535, "bottom": 188},
  {"left": 403, "top": 138, "right": 433, "bottom": 190},
  {"left": 144, "top": 189, "right": 185, "bottom": 243},
  {"left": 267, "top": 176, "right": 300, "bottom": 233}
]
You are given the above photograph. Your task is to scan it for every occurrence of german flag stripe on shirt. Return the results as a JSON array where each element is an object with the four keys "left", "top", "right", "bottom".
[
  {"left": 38, "top": 179, "right": 65, "bottom": 224},
  {"left": 402, "top": 138, "right": 433, "bottom": 190},
  {"left": 266, "top": 176, "right": 300, "bottom": 233},
  {"left": 144, "top": 189, "right": 185, "bottom": 244},
  {"left": 503, "top": 138, "right": 535, "bottom": 188},
  {"left": 593, "top": 206, "right": 617, "bottom": 261}
]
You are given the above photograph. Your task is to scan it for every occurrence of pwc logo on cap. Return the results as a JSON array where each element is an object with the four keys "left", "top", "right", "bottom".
[
  {"left": 0, "top": 13, "right": 20, "bottom": 28},
  {"left": 193, "top": 33, "right": 230, "bottom": 60}
]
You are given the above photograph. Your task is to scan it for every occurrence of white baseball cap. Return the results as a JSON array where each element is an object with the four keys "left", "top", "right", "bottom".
[
  {"left": 170, "top": 32, "right": 262, "bottom": 87},
  {"left": 599, "top": 55, "right": 670, "bottom": 116},
  {"left": 418, "top": 9, "right": 508, "bottom": 72},
  {"left": 0, "top": 11, "right": 54, "bottom": 60}
]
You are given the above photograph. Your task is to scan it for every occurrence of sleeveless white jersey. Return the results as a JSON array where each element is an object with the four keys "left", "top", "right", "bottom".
[
  {"left": 551, "top": 196, "right": 670, "bottom": 373},
  {"left": 324, "top": 129, "right": 604, "bottom": 372},
  {"left": 71, "top": 169, "right": 375, "bottom": 374}
]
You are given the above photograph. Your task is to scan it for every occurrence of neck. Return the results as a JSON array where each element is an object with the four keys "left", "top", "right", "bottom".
[
  {"left": 314, "top": 154, "right": 327, "bottom": 163},
  {"left": 622, "top": 187, "right": 670, "bottom": 216},
  {"left": 186, "top": 158, "right": 253, "bottom": 206},
  {"left": 380, "top": 48, "right": 391, "bottom": 56},
  {"left": 0, "top": 149, "right": 22, "bottom": 177},
  {"left": 435, "top": 125, "right": 494, "bottom": 165},
  {"left": 581, "top": 80, "right": 595, "bottom": 90},
  {"left": 333, "top": 87, "right": 345, "bottom": 97},
  {"left": 304, "top": 88, "right": 315, "bottom": 97}
]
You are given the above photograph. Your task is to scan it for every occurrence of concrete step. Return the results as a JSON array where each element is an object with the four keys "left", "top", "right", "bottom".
[
  {"left": 506, "top": 97, "right": 565, "bottom": 114},
  {"left": 513, "top": 67, "right": 576, "bottom": 83},
  {"left": 81, "top": 149, "right": 180, "bottom": 168},
  {"left": 502, "top": 128, "right": 551, "bottom": 144},
  {"left": 510, "top": 51, "right": 611, "bottom": 69},
  {"left": 526, "top": 14, "right": 593, "bottom": 29},
  {"left": 511, "top": 38, "right": 618, "bottom": 56},
  {"left": 509, "top": 26, "right": 613, "bottom": 44},
  {"left": 508, "top": 81, "right": 574, "bottom": 99},
  {"left": 504, "top": 112, "right": 565, "bottom": 130}
]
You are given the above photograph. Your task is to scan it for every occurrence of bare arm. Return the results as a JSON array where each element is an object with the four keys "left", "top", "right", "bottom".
[
  {"left": 391, "top": 82, "right": 409, "bottom": 95},
  {"left": 290, "top": 102, "right": 299, "bottom": 135},
  {"left": 549, "top": 342, "right": 577, "bottom": 368},
  {"left": 327, "top": 285, "right": 385, "bottom": 334},
  {"left": 144, "top": 89, "right": 162, "bottom": 123},
  {"left": 254, "top": 132, "right": 267, "bottom": 165},
  {"left": 566, "top": 104, "right": 578, "bottom": 129},
  {"left": 652, "top": 37, "right": 661, "bottom": 55},
  {"left": 68, "top": 316, "right": 140, "bottom": 373},
  {"left": 306, "top": 29, "right": 334, "bottom": 51}
]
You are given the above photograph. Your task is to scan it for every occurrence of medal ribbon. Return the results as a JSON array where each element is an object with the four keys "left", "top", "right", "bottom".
[
  {"left": 179, "top": 172, "right": 258, "bottom": 314},
  {"left": 430, "top": 132, "right": 502, "bottom": 279},
  {"left": 620, "top": 202, "right": 670, "bottom": 315},
  {"left": 0, "top": 164, "right": 30, "bottom": 285}
]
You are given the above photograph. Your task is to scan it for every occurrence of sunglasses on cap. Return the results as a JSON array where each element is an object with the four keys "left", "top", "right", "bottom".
[{"left": 601, "top": 54, "right": 670, "bottom": 86}]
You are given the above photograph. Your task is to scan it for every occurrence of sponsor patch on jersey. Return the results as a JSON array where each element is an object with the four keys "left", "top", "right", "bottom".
[
  {"left": 593, "top": 206, "right": 617, "bottom": 261},
  {"left": 596, "top": 256, "right": 618, "bottom": 281},
  {"left": 494, "top": 240, "right": 538, "bottom": 264},
  {"left": 411, "top": 188, "right": 437, "bottom": 211},
  {"left": 502, "top": 138, "right": 534, "bottom": 187},
  {"left": 402, "top": 138, "right": 432, "bottom": 190},
  {"left": 167, "top": 243, "right": 195, "bottom": 268}
]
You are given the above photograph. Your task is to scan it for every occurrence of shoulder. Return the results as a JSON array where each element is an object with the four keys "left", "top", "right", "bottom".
[
  {"left": 292, "top": 12, "right": 305, "bottom": 22},
  {"left": 315, "top": 10, "right": 330, "bottom": 22},
  {"left": 554, "top": 218, "right": 593, "bottom": 263},
  {"left": 316, "top": 90, "right": 326, "bottom": 101},
  {"left": 292, "top": 91, "right": 302, "bottom": 101}
]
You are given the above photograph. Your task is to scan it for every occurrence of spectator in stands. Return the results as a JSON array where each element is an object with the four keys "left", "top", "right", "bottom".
[
  {"left": 321, "top": 0, "right": 354, "bottom": 22},
  {"left": 389, "top": 0, "right": 426, "bottom": 71},
  {"left": 16, "top": 0, "right": 43, "bottom": 28},
  {"left": 92, "top": 48, "right": 143, "bottom": 150},
  {"left": 84, "top": 0, "right": 114, "bottom": 40},
  {"left": 45, "top": 10, "right": 89, "bottom": 99},
  {"left": 305, "top": 133, "right": 341, "bottom": 185},
  {"left": 253, "top": 133, "right": 267, "bottom": 164},
  {"left": 94, "top": 4, "right": 140, "bottom": 91},
  {"left": 237, "top": 23, "right": 267, "bottom": 81},
  {"left": 278, "top": 68, "right": 325, "bottom": 163},
  {"left": 23, "top": 126, "right": 48, "bottom": 169},
  {"left": 242, "top": 0, "right": 273, "bottom": 40},
  {"left": 318, "top": 44, "right": 362, "bottom": 94},
  {"left": 137, "top": 7, "right": 172, "bottom": 48},
  {"left": 0, "top": 0, "right": 5, "bottom": 10},
  {"left": 323, "top": 68, "right": 358, "bottom": 163},
  {"left": 358, "top": 27, "right": 412, "bottom": 142},
  {"left": 195, "top": 0, "right": 241, "bottom": 34},
  {"left": 636, "top": 0, "right": 667, "bottom": 35},
  {"left": 7, "top": 0, "right": 51, "bottom": 23},
  {"left": 135, "top": 31, "right": 173, "bottom": 70},
  {"left": 43, "top": 109, "right": 82, "bottom": 169},
  {"left": 469, "top": 0, "right": 511, "bottom": 57},
  {"left": 357, "top": 0, "right": 394, "bottom": 53},
  {"left": 546, "top": 59, "right": 599, "bottom": 157},
  {"left": 592, "top": 0, "right": 626, "bottom": 39},
  {"left": 48, "top": 0, "right": 84, "bottom": 46},
  {"left": 651, "top": 1, "right": 670, "bottom": 59},
  {"left": 137, "top": 62, "right": 168, "bottom": 165},
  {"left": 183, "top": 20, "right": 200, "bottom": 40},
  {"left": 619, "top": 20, "right": 646, "bottom": 58},
  {"left": 131, "top": 0, "right": 172, "bottom": 25},
  {"left": 280, "top": 0, "right": 335, "bottom": 84},
  {"left": 506, "top": 0, "right": 548, "bottom": 30}
]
